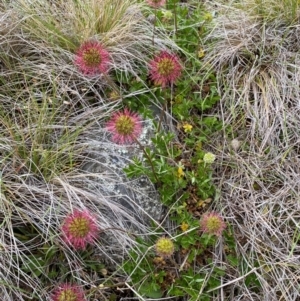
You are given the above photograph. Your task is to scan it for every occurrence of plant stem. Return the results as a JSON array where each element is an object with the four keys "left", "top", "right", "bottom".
[
  {"left": 173, "top": 0, "right": 178, "bottom": 36},
  {"left": 157, "top": 87, "right": 168, "bottom": 133},
  {"left": 152, "top": 8, "right": 157, "bottom": 46},
  {"left": 134, "top": 137, "right": 161, "bottom": 185}
]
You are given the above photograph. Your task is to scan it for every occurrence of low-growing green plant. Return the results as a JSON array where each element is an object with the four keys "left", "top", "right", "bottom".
[
  {"left": 122, "top": 218, "right": 234, "bottom": 300},
  {"left": 120, "top": 2, "right": 240, "bottom": 300}
]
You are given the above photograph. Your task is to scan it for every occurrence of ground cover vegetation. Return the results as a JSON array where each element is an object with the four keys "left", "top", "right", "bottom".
[{"left": 0, "top": 0, "right": 299, "bottom": 300}]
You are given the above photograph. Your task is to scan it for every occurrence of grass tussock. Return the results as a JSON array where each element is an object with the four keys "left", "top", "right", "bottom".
[
  {"left": 0, "top": 0, "right": 176, "bottom": 113},
  {"left": 204, "top": 1, "right": 300, "bottom": 300},
  {"left": 12, "top": 0, "right": 174, "bottom": 75},
  {"left": 237, "top": 0, "right": 300, "bottom": 25}
]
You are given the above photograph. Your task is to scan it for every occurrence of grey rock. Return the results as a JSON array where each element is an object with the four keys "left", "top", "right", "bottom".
[{"left": 81, "top": 118, "right": 163, "bottom": 229}]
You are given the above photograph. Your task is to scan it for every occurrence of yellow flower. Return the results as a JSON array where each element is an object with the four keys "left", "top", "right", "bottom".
[
  {"left": 177, "top": 166, "right": 185, "bottom": 178},
  {"left": 180, "top": 222, "right": 189, "bottom": 232},
  {"left": 183, "top": 123, "right": 193, "bottom": 133},
  {"left": 198, "top": 48, "right": 205, "bottom": 59}
]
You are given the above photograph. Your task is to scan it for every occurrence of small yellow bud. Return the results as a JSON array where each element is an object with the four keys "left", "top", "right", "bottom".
[
  {"left": 203, "top": 13, "right": 213, "bottom": 22},
  {"left": 180, "top": 222, "right": 189, "bottom": 232},
  {"left": 183, "top": 123, "right": 193, "bottom": 133},
  {"left": 177, "top": 166, "right": 185, "bottom": 178},
  {"left": 203, "top": 152, "right": 216, "bottom": 164},
  {"left": 198, "top": 48, "right": 205, "bottom": 59}
]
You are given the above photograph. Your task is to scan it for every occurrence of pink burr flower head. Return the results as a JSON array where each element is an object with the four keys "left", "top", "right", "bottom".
[
  {"left": 149, "top": 51, "right": 182, "bottom": 87},
  {"left": 62, "top": 209, "right": 99, "bottom": 250},
  {"left": 74, "top": 40, "right": 110, "bottom": 76},
  {"left": 200, "top": 211, "right": 226, "bottom": 237},
  {"left": 52, "top": 283, "right": 86, "bottom": 301},
  {"left": 105, "top": 108, "right": 143, "bottom": 144},
  {"left": 146, "top": 0, "right": 166, "bottom": 8}
]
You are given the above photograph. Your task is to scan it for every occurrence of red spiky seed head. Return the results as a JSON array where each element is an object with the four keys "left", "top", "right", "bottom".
[
  {"left": 74, "top": 40, "right": 110, "bottom": 76},
  {"left": 149, "top": 51, "right": 182, "bottom": 87},
  {"left": 105, "top": 108, "right": 143, "bottom": 144},
  {"left": 200, "top": 211, "right": 226, "bottom": 237},
  {"left": 62, "top": 209, "right": 99, "bottom": 250},
  {"left": 146, "top": 0, "right": 166, "bottom": 8},
  {"left": 52, "top": 283, "right": 86, "bottom": 301}
]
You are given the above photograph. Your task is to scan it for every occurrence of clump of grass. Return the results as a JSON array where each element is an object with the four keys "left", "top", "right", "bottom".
[
  {"left": 237, "top": 0, "right": 300, "bottom": 25},
  {"left": 12, "top": 0, "right": 175, "bottom": 76},
  {"left": 203, "top": 1, "right": 300, "bottom": 299},
  {"left": 204, "top": 1, "right": 300, "bottom": 148},
  {"left": 0, "top": 0, "right": 178, "bottom": 122}
]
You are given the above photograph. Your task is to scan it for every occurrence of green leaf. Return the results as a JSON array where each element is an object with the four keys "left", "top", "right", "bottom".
[
  {"left": 139, "top": 282, "right": 163, "bottom": 299},
  {"left": 227, "top": 254, "right": 239, "bottom": 267}
]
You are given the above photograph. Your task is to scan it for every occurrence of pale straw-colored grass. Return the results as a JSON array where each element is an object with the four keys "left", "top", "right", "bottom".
[{"left": 203, "top": 1, "right": 300, "bottom": 300}]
